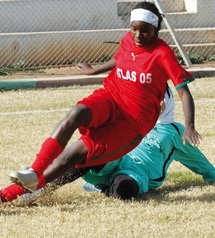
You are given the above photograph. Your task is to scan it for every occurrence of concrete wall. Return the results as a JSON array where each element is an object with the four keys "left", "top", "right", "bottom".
[
  {"left": 0, "top": 0, "right": 214, "bottom": 67},
  {"left": 117, "top": 0, "right": 215, "bottom": 28},
  {"left": 1, "top": 0, "right": 214, "bottom": 32},
  {"left": 0, "top": 0, "right": 119, "bottom": 32},
  {"left": 167, "top": 0, "right": 215, "bottom": 28}
]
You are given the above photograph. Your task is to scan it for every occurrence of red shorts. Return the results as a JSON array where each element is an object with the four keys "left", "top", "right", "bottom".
[{"left": 76, "top": 88, "right": 143, "bottom": 167}]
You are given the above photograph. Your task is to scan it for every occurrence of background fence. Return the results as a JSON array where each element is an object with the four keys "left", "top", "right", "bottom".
[{"left": 0, "top": 0, "right": 214, "bottom": 70}]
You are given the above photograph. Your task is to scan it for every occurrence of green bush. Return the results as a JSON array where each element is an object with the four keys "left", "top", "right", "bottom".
[
  {"left": 208, "top": 55, "right": 215, "bottom": 62},
  {"left": 177, "top": 53, "right": 204, "bottom": 65}
]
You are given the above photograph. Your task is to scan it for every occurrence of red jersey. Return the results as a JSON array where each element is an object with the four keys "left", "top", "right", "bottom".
[{"left": 103, "top": 32, "right": 194, "bottom": 136}]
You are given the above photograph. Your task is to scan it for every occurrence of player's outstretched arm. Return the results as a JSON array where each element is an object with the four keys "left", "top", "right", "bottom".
[
  {"left": 77, "top": 58, "right": 116, "bottom": 75},
  {"left": 177, "top": 85, "right": 202, "bottom": 146}
]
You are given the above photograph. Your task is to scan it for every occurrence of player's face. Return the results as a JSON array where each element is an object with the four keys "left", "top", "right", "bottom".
[{"left": 130, "top": 21, "right": 156, "bottom": 47}]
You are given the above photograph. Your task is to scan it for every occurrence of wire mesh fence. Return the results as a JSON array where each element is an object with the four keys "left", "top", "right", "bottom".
[{"left": 0, "top": 0, "right": 214, "bottom": 70}]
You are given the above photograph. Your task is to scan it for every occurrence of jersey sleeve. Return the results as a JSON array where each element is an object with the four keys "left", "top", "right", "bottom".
[{"left": 161, "top": 50, "right": 195, "bottom": 90}]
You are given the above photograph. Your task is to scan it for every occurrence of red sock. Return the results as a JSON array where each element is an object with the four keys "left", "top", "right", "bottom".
[
  {"left": 31, "top": 137, "right": 64, "bottom": 176},
  {"left": 0, "top": 178, "right": 47, "bottom": 203},
  {"left": 37, "top": 175, "right": 47, "bottom": 189},
  {"left": 0, "top": 184, "right": 26, "bottom": 202}
]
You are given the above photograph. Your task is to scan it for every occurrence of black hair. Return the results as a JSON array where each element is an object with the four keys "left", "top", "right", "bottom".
[
  {"left": 133, "top": 1, "right": 164, "bottom": 35},
  {"left": 109, "top": 175, "right": 139, "bottom": 200}
]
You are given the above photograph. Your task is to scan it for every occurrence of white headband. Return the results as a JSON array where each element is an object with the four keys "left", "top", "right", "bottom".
[{"left": 130, "top": 9, "right": 159, "bottom": 28}]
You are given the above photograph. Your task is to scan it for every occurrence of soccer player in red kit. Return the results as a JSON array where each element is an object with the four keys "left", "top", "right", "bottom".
[{"left": 1, "top": 1, "right": 201, "bottom": 202}]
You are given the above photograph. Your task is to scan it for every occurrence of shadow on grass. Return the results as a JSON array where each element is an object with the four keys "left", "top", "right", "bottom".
[
  {"left": 1, "top": 174, "right": 214, "bottom": 213},
  {"left": 137, "top": 180, "right": 215, "bottom": 203}
]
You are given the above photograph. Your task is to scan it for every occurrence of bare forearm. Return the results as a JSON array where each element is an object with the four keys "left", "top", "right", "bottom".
[
  {"left": 180, "top": 88, "right": 195, "bottom": 128},
  {"left": 92, "top": 58, "right": 116, "bottom": 74},
  {"left": 77, "top": 58, "right": 116, "bottom": 75},
  {"left": 177, "top": 85, "right": 202, "bottom": 145}
]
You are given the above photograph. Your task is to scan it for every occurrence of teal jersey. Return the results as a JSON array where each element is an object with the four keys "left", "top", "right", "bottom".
[{"left": 83, "top": 122, "right": 215, "bottom": 194}]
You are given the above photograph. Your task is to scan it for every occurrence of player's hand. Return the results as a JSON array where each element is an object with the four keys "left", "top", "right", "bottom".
[
  {"left": 183, "top": 126, "right": 202, "bottom": 146},
  {"left": 77, "top": 63, "right": 95, "bottom": 75}
]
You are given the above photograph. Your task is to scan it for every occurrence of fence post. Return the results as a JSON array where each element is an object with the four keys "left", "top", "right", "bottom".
[{"left": 154, "top": 0, "right": 192, "bottom": 67}]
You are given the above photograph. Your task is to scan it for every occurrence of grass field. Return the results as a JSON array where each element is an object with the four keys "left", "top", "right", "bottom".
[{"left": 0, "top": 77, "right": 215, "bottom": 238}]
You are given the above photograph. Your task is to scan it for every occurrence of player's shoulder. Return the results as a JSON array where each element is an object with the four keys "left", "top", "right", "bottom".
[
  {"left": 121, "top": 31, "right": 132, "bottom": 42},
  {"left": 155, "top": 37, "right": 172, "bottom": 52}
]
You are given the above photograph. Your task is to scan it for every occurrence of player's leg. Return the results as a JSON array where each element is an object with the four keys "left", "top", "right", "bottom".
[
  {"left": 9, "top": 139, "right": 89, "bottom": 193},
  {"left": 9, "top": 88, "right": 112, "bottom": 192},
  {"left": 44, "top": 140, "right": 88, "bottom": 183},
  {"left": 173, "top": 144, "right": 215, "bottom": 182},
  {"left": 0, "top": 184, "right": 27, "bottom": 203},
  {"left": 10, "top": 117, "right": 142, "bottom": 194},
  {"left": 9, "top": 89, "right": 142, "bottom": 193},
  {"left": 31, "top": 104, "right": 92, "bottom": 174},
  {"left": 0, "top": 165, "right": 90, "bottom": 203}
]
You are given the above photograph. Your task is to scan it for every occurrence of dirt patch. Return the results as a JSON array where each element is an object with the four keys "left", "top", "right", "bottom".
[
  {"left": 0, "top": 62, "right": 214, "bottom": 80},
  {"left": 0, "top": 66, "right": 83, "bottom": 80}
]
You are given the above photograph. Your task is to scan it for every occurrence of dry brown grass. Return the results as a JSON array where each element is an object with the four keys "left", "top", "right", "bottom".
[{"left": 0, "top": 78, "right": 215, "bottom": 238}]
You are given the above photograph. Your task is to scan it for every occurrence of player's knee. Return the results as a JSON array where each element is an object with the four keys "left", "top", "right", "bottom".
[
  {"left": 67, "top": 104, "right": 92, "bottom": 127},
  {"left": 57, "top": 152, "right": 85, "bottom": 168},
  {"left": 56, "top": 142, "right": 88, "bottom": 167},
  {"left": 109, "top": 175, "right": 139, "bottom": 200}
]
